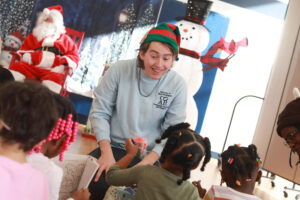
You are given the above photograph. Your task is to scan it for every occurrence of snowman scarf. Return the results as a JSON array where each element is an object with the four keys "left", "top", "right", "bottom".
[{"left": 179, "top": 37, "right": 248, "bottom": 71}]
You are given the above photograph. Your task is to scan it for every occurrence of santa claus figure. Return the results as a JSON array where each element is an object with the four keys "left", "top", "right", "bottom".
[{"left": 9, "top": 5, "right": 79, "bottom": 93}]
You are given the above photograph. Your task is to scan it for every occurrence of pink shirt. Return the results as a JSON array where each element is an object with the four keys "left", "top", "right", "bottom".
[{"left": 0, "top": 155, "right": 49, "bottom": 200}]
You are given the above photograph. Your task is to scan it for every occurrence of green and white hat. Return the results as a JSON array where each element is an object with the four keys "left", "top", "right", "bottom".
[{"left": 140, "top": 22, "right": 181, "bottom": 55}]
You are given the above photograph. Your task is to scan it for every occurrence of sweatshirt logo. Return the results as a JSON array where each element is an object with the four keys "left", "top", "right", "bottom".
[{"left": 154, "top": 91, "right": 172, "bottom": 110}]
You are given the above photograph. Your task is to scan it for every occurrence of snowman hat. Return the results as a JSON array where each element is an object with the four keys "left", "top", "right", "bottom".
[
  {"left": 176, "top": 0, "right": 213, "bottom": 25},
  {"left": 6, "top": 30, "right": 24, "bottom": 46}
]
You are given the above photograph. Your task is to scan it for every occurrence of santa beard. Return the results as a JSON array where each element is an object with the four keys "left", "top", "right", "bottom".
[{"left": 33, "top": 10, "right": 65, "bottom": 42}]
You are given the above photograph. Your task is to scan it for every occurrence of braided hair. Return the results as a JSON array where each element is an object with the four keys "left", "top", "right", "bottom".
[
  {"left": 31, "top": 93, "right": 78, "bottom": 161},
  {"left": 221, "top": 144, "right": 260, "bottom": 186},
  {"left": 156, "top": 122, "right": 211, "bottom": 185}
]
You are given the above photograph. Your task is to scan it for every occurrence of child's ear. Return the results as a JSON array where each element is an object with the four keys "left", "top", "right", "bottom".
[
  {"left": 256, "top": 170, "right": 262, "bottom": 182},
  {"left": 52, "top": 134, "right": 67, "bottom": 148}
]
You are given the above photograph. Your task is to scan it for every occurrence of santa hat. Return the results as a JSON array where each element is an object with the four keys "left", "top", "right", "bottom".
[
  {"left": 140, "top": 22, "right": 181, "bottom": 55},
  {"left": 277, "top": 98, "right": 300, "bottom": 136},
  {"left": 6, "top": 30, "right": 24, "bottom": 46},
  {"left": 43, "top": 5, "right": 63, "bottom": 17}
]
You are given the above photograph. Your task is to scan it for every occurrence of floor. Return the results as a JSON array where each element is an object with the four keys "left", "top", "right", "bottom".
[{"left": 65, "top": 124, "right": 300, "bottom": 200}]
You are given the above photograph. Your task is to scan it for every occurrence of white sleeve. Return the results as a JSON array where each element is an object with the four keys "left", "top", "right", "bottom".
[{"left": 47, "top": 164, "right": 63, "bottom": 200}]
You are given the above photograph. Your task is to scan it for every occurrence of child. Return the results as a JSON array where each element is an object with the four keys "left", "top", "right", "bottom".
[
  {"left": 106, "top": 122, "right": 211, "bottom": 200},
  {"left": 27, "top": 93, "right": 90, "bottom": 200},
  {"left": 0, "top": 81, "right": 58, "bottom": 200},
  {"left": 201, "top": 144, "right": 262, "bottom": 200}
]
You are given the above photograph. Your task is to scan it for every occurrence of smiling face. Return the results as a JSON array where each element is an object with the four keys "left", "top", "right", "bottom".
[
  {"left": 280, "top": 126, "right": 300, "bottom": 155},
  {"left": 139, "top": 41, "right": 175, "bottom": 80}
]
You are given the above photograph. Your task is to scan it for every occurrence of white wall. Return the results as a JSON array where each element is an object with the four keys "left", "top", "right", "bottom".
[{"left": 253, "top": 0, "right": 300, "bottom": 183}]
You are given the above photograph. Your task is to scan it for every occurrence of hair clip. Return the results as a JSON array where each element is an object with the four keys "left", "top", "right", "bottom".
[
  {"left": 0, "top": 119, "right": 11, "bottom": 131},
  {"left": 187, "top": 153, "right": 192, "bottom": 158},
  {"left": 179, "top": 131, "right": 182, "bottom": 136},
  {"left": 235, "top": 180, "right": 241, "bottom": 186},
  {"left": 228, "top": 158, "right": 234, "bottom": 164},
  {"left": 245, "top": 178, "right": 252, "bottom": 182},
  {"left": 256, "top": 153, "right": 262, "bottom": 166}
]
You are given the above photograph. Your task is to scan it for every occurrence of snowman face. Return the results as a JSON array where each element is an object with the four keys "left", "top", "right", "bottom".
[
  {"left": 4, "top": 38, "right": 21, "bottom": 49},
  {"left": 177, "top": 20, "right": 210, "bottom": 52}
]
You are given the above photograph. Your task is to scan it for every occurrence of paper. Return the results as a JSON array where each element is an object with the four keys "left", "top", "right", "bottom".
[{"left": 77, "top": 156, "right": 99, "bottom": 189}]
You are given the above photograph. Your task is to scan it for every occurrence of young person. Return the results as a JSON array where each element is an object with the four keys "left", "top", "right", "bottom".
[
  {"left": 0, "top": 81, "right": 58, "bottom": 200},
  {"left": 89, "top": 22, "right": 187, "bottom": 199},
  {"left": 106, "top": 122, "right": 211, "bottom": 200},
  {"left": 27, "top": 93, "right": 90, "bottom": 200},
  {"left": 199, "top": 144, "right": 262, "bottom": 200},
  {"left": 276, "top": 97, "right": 300, "bottom": 167}
]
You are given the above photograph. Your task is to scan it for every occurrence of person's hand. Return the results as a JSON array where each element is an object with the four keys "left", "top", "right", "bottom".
[
  {"left": 94, "top": 149, "right": 116, "bottom": 182},
  {"left": 192, "top": 180, "right": 206, "bottom": 198},
  {"left": 125, "top": 138, "right": 141, "bottom": 156},
  {"left": 71, "top": 188, "right": 90, "bottom": 200}
]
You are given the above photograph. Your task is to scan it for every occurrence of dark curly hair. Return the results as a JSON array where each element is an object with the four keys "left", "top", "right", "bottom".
[
  {"left": 0, "top": 81, "right": 58, "bottom": 151},
  {"left": 156, "top": 122, "right": 211, "bottom": 185},
  {"left": 221, "top": 144, "right": 260, "bottom": 186}
]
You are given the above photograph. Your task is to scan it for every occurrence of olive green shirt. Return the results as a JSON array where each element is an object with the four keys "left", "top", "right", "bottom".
[{"left": 106, "top": 164, "right": 200, "bottom": 200}]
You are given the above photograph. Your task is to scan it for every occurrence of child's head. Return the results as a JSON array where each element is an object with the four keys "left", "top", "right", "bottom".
[
  {"left": 0, "top": 66, "right": 15, "bottom": 85},
  {"left": 0, "top": 81, "right": 58, "bottom": 152},
  {"left": 156, "top": 122, "right": 211, "bottom": 185},
  {"left": 31, "top": 93, "right": 78, "bottom": 161},
  {"left": 220, "top": 144, "right": 262, "bottom": 192}
]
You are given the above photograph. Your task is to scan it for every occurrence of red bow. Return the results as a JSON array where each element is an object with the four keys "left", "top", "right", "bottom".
[{"left": 179, "top": 37, "right": 248, "bottom": 71}]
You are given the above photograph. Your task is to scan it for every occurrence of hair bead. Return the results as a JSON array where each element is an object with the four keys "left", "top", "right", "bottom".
[{"left": 30, "top": 114, "right": 78, "bottom": 161}]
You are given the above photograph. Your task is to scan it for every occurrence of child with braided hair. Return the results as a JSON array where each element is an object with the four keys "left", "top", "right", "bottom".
[
  {"left": 106, "top": 122, "right": 211, "bottom": 200},
  {"left": 201, "top": 144, "right": 262, "bottom": 200},
  {"left": 27, "top": 93, "right": 90, "bottom": 200}
]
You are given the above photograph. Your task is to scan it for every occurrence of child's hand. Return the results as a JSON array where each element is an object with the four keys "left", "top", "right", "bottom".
[
  {"left": 71, "top": 188, "right": 90, "bottom": 200},
  {"left": 192, "top": 180, "right": 206, "bottom": 198},
  {"left": 125, "top": 138, "right": 141, "bottom": 156}
]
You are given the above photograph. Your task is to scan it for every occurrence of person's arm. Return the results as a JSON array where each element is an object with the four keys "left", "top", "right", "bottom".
[
  {"left": 136, "top": 151, "right": 159, "bottom": 166},
  {"left": 106, "top": 164, "right": 146, "bottom": 186},
  {"left": 93, "top": 140, "right": 116, "bottom": 182},
  {"left": 192, "top": 180, "right": 207, "bottom": 198},
  {"left": 91, "top": 65, "right": 119, "bottom": 181},
  {"left": 116, "top": 138, "right": 141, "bottom": 169}
]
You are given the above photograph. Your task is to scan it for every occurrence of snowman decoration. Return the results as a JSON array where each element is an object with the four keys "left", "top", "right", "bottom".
[
  {"left": 0, "top": 30, "right": 24, "bottom": 68},
  {"left": 172, "top": 0, "right": 212, "bottom": 129}
]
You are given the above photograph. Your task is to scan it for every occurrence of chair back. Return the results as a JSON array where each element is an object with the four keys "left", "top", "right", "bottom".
[{"left": 65, "top": 27, "right": 85, "bottom": 49}]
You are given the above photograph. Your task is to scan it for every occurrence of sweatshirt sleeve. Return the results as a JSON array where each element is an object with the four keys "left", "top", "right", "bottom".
[
  {"left": 106, "top": 164, "right": 146, "bottom": 186},
  {"left": 152, "top": 77, "right": 188, "bottom": 155},
  {"left": 91, "top": 64, "right": 119, "bottom": 142}
]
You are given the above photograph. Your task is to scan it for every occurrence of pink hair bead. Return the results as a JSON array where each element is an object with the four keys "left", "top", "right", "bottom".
[{"left": 30, "top": 114, "right": 78, "bottom": 161}]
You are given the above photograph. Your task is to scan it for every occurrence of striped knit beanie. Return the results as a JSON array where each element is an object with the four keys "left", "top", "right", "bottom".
[
  {"left": 277, "top": 98, "right": 300, "bottom": 136},
  {"left": 140, "top": 22, "right": 181, "bottom": 55}
]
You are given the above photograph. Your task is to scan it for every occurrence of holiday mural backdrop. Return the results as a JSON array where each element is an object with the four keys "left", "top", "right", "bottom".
[
  {"left": 159, "top": 0, "right": 231, "bottom": 133},
  {"left": 0, "top": 0, "right": 164, "bottom": 96},
  {"left": 33, "top": 0, "right": 164, "bottom": 96}
]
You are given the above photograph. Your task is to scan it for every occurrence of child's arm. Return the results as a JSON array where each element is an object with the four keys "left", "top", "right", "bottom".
[
  {"left": 116, "top": 138, "right": 141, "bottom": 169},
  {"left": 192, "top": 180, "right": 207, "bottom": 198}
]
